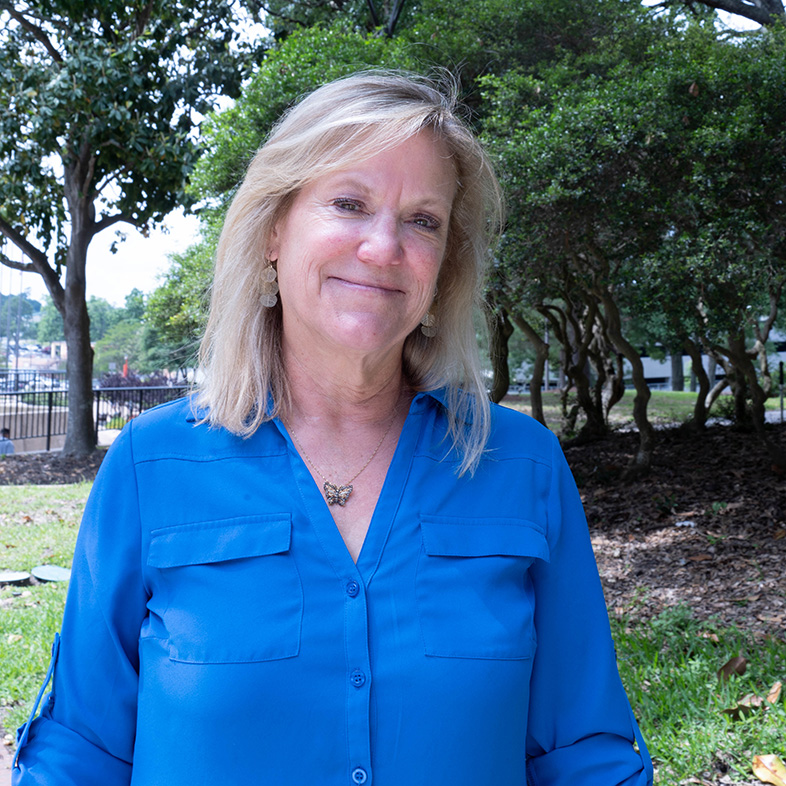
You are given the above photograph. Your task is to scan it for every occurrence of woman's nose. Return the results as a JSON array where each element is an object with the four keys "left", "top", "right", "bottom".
[{"left": 357, "top": 213, "right": 403, "bottom": 265}]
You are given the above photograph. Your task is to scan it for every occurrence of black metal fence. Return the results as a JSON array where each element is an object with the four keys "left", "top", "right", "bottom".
[
  {"left": 93, "top": 386, "right": 188, "bottom": 434},
  {"left": 0, "top": 371, "right": 187, "bottom": 451}
]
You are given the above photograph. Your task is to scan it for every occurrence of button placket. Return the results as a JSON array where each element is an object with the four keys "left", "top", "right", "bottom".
[{"left": 344, "top": 575, "right": 372, "bottom": 785}]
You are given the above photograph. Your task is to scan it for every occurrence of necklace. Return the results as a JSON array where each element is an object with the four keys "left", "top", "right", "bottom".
[{"left": 286, "top": 413, "right": 398, "bottom": 506}]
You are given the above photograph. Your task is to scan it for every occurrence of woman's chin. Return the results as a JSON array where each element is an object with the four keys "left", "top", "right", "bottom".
[{"left": 319, "top": 315, "right": 412, "bottom": 358}]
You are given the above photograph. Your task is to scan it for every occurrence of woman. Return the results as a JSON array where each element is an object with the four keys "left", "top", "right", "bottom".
[{"left": 14, "top": 71, "right": 653, "bottom": 785}]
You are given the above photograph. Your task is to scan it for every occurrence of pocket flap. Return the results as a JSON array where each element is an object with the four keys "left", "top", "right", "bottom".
[
  {"left": 148, "top": 514, "right": 292, "bottom": 568},
  {"left": 420, "top": 515, "right": 549, "bottom": 561}
]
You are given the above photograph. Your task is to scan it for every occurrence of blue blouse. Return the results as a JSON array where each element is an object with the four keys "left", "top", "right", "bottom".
[{"left": 14, "top": 391, "right": 653, "bottom": 786}]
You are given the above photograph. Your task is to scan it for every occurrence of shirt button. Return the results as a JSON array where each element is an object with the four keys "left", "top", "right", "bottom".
[
  {"left": 351, "top": 767, "right": 368, "bottom": 784},
  {"left": 346, "top": 580, "right": 360, "bottom": 597},
  {"left": 350, "top": 669, "right": 366, "bottom": 688}
]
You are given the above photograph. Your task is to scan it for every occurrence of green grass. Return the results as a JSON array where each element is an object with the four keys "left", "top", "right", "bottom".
[
  {"left": 613, "top": 604, "right": 786, "bottom": 785},
  {"left": 0, "top": 484, "right": 86, "bottom": 735},
  {"left": 503, "top": 389, "right": 784, "bottom": 431}
]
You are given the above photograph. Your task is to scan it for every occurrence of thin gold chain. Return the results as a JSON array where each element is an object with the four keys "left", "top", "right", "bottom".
[{"left": 285, "top": 413, "right": 398, "bottom": 487}]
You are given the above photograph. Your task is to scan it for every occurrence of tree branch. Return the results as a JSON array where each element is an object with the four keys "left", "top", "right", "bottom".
[
  {"left": 365, "top": 0, "right": 382, "bottom": 28},
  {"left": 1, "top": 3, "right": 64, "bottom": 63},
  {"left": 134, "top": 1, "right": 155, "bottom": 38},
  {"left": 92, "top": 213, "right": 140, "bottom": 236},
  {"left": 0, "top": 213, "right": 64, "bottom": 302},
  {"left": 0, "top": 251, "right": 36, "bottom": 274},
  {"left": 386, "top": 0, "right": 407, "bottom": 36},
  {"left": 681, "top": 0, "right": 784, "bottom": 25}
]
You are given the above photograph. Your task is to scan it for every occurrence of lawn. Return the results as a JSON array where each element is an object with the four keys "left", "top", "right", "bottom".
[
  {"left": 0, "top": 484, "right": 87, "bottom": 737},
  {"left": 504, "top": 389, "right": 785, "bottom": 431}
]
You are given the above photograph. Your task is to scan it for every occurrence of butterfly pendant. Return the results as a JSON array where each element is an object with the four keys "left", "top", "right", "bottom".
[{"left": 324, "top": 482, "right": 353, "bottom": 506}]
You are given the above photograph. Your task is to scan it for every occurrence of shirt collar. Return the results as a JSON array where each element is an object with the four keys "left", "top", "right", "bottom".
[{"left": 185, "top": 387, "right": 468, "bottom": 424}]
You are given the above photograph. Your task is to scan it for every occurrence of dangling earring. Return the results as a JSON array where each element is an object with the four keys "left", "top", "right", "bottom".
[
  {"left": 261, "top": 255, "right": 279, "bottom": 308},
  {"left": 420, "top": 310, "right": 437, "bottom": 338}
]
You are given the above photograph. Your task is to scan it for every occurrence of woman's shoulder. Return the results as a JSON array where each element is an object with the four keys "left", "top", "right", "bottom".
[
  {"left": 116, "top": 396, "right": 282, "bottom": 464},
  {"left": 487, "top": 401, "right": 559, "bottom": 463}
]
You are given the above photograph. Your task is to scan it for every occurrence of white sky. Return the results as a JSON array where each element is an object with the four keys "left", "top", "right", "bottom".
[{"left": 3, "top": 209, "right": 201, "bottom": 308}]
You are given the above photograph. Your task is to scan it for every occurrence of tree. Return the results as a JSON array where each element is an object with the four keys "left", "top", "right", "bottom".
[
  {"left": 0, "top": 0, "right": 257, "bottom": 454},
  {"left": 144, "top": 221, "right": 218, "bottom": 372},
  {"left": 482, "top": 15, "right": 786, "bottom": 471},
  {"left": 666, "top": 0, "right": 784, "bottom": 27},
  {"left": 254, "top": 0, "right": 412, "bottom": 38},
  {"left": 0, "top": 291, "right": 40, "bottom": 342}
]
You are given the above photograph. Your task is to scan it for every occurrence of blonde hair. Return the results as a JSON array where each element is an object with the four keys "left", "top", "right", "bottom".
[{"left": 196, "top": 70, "right": 503, "bottom": 475}]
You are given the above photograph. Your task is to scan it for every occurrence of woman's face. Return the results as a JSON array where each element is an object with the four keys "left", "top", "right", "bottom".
[{"left": 270, "top": 131, "right": 457, "bottom": 366}]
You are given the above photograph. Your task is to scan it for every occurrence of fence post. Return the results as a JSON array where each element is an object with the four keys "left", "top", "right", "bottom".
[
  {"left": 94, "top": 389, "right": 101, "bottom": 445},
  {"left": 46, "top": 390, "right": 54, "bottom": 452}
]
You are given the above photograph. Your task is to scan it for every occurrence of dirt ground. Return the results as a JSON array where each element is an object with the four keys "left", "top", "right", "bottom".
[{"left": 564, "top": 422, "right": 786, "bottom": 636}]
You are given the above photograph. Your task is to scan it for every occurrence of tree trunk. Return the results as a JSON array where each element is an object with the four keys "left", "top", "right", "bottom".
[
  {"left": 486, "top": 304, "right": 514, "bottom": 404},
  {"left": 509, "top": 310, "right": 549, "bottom": 427},
  {"left": 726, "top": 332, "right": 786, "bottom": 470},
  {"left": 670, "top": 353, "right": 684, "bottom": 392},
  {"left": 59, "top": 159, "right": 96, "bottom": 455},
  {"left": 553, "top": 316, "right": 607, "bottom": 443},
  {"left": 684, "top": 339, "right": 709, "bottom": 430},
  {"left": 705, "top": 377, "right": 729, "bottom": 414},
  {"left": 601, "top": 353, "right": 625, "bottom": 422},
  {"left": 599, "top": 291, "right": 654, "bottom": 475},
  {"left": 61, "top": 224, "right": 96, "bottom": 455}
]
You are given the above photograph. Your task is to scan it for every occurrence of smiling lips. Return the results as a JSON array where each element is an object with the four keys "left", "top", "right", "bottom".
[{"left": 328, "top": 275, "right": 403, "bottom": 295}]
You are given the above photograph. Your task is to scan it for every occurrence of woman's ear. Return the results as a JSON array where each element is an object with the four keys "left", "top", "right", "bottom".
[{"left": 266, "top": 225, "right": 280, "bottom": 263}]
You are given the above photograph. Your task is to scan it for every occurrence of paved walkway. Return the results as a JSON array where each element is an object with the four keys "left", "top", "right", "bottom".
[{"left": 1, "top": 743, "right": 14, "bottom": 786}]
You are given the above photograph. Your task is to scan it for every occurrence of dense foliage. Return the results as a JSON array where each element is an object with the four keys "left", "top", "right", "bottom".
[{"left": 150, "top": 0, "right": 786, "bottom": 472}]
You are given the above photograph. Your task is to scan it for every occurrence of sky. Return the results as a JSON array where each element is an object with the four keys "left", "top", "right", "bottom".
[{"left": 3, "top": 209, "right": 201, "bottom": 308}]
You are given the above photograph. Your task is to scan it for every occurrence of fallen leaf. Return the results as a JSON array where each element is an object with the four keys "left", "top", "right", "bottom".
[
  {"left": 757, "top": 614, "right": 785, "bottom": 624},
  {"left": 6, "top": 634, "right": 22, "bottom": 644},
  {"left": 766, "top": 681, "right": 782, "bottom": 705},
  {"left": 698, "top": 631, "right": 720, "bottom": 643},
  {"left": 752, "top": 754, "right": 786, "bottom": 786},
  {"left": 689, "top": 554, "right": 714, "bottom": 562},
  {"left": 717, "top": 655, "right": 747, "bottom": 681},
  {"left": 774, "top": 529, "right": 786, "bottom": 541},
  {"left": 723, "top": 692, "right": 763, "bottom": 720}
]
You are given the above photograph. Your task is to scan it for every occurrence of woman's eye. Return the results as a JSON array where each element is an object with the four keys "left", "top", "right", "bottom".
[
  {"left": 333, "top": 198, "right": 362, "bottom": 212},
  {"left": 413, "top": 214, "right": 441, "bottom": 231}
]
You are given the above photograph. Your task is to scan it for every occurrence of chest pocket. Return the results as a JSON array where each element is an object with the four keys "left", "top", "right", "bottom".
[
  {"left": 146, "top": 514, "right": 302, "bottom": 664},
  {"left": 416, "top": 515, "right": 549, "bottom": 660}
]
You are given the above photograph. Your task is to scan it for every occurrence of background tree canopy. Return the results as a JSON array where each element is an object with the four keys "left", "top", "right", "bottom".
[
  {"left": 153, "top": 0, "right": 785, "bottom": 474},
  {"left": 4, "top": 0, "right": 784, "bottom": 468},
  {"left": 0, "top": 0, "right": 262, "bottom": 453}
]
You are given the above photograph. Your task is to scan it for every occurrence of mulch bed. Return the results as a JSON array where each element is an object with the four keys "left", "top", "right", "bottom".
[
  {"left": 565, "top": 422, "right": 786, "bottom": 636},
  {"left": 0, "top": 450, "right": 106, "bottom": 486},
  {"left": 2, "top": 423, "right": 785, "bottom": 636}
]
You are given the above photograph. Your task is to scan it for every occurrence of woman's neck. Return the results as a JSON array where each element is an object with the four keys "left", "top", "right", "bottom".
[{"left": 283, "top": 342, "right": 409, "bottom": 426}]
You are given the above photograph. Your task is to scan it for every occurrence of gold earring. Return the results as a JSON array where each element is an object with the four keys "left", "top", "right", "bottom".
[
  {"left": 261, "top": 257, "right": 278, "bottom": 308},
  {"left": 420, "top": 311, "right": 437, "bottom": 338}
]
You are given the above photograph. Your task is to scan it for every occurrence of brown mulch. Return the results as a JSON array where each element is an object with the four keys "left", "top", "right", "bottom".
[
  {"left": 0, "top": 450, "right": 106, "bottom": 486},
  {"left": 1, "top": 424, "right": 785, "bottom": 635},
  {"left": 565, "top": 422, "right": 786, "bottom": 637}
]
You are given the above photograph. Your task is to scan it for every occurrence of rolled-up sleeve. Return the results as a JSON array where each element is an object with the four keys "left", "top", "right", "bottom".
[
  {"left": 13, "top": 425, "right": 147, "bottom": 785},
  {"left": 525, "top": 435, "right": 653, "bottom": 785}
]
